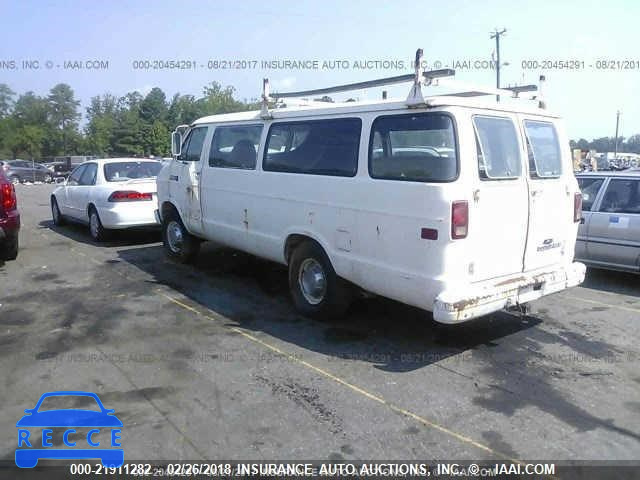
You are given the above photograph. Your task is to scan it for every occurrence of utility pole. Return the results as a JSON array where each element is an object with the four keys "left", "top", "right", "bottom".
[
  {"left": 490, "top": 28, "right": 507, "bottom": 102},
  {"left": 614, "top": 110, "right": 621, "bottom": 159}
]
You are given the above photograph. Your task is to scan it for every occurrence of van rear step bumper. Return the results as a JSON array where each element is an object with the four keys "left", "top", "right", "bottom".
[{"left": 433, "top": 262, "right": 586, "bottom": 324}]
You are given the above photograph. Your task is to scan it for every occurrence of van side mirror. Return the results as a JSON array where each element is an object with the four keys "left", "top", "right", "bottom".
[{"left": 171, "top": 131, "right": 182, "bottom": 157}]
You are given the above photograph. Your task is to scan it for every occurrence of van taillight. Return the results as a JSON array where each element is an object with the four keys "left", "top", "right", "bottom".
[
  {"left": 574, "top": 192, "right": 582, "bottom": 223},
  {"left": 451, "top": 200, "right": 468, "bottom": 239},
  {"left": 108, "top": 191, "right": 153, "bottom": 202},
  {"left": 1, "top": 183, "right": 17, "bottom": 211}
]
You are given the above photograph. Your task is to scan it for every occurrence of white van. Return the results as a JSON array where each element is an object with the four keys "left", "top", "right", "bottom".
[{"left": 156, "top": 65, "right": 585, "bottom": 323}]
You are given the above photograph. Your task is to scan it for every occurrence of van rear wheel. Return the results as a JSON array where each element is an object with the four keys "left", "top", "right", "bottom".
[
  {"left": 288, "top": 241, "right": 352, "bottom": 320},
  {"left": 162, "top": 211, "right": 200, "bottom": 263}
]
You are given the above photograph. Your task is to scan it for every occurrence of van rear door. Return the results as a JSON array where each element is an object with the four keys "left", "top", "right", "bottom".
[
  {"left": 470, "top": 114, "right": 529, "bottom": 281},
  {"left": 520, "top": 118, "right": 572, "bottom": 271}
]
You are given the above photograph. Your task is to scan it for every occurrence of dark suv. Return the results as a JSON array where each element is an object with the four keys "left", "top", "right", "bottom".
[
  {"left": 0, "top": 169, "right": 20, "bottom": 260},
  {"left": 0, "top": 160, "right": 53, "bottom": 183}
]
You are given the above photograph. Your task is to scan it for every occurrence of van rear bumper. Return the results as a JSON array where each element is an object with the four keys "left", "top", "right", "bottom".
[{"left": 433, "top": 262, "right": 586, "bottom": 324}]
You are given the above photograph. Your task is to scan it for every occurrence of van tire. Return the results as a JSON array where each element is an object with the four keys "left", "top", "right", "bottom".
[
  {"left": 288, "top": 241, "right": 352, "bottom": 320},
  {"left": 162, "top": 211, "right": 199, "bottom": 263}
]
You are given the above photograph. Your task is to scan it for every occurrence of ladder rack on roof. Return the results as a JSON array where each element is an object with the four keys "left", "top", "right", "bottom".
[{"left": 260, "top": 49, "right": 544, "bottom": 118}]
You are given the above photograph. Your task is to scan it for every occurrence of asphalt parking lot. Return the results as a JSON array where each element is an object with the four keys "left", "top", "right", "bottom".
[{"left": 1, "top": 184, "right": 639, "bottom": 463}]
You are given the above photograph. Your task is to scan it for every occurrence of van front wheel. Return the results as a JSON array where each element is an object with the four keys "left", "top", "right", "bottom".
[
  {"left": 162, "top": 212, "right": 199, "bottom": 263},
  {"left": 288, "top": 241, "right": 352, "bottom": 320}
]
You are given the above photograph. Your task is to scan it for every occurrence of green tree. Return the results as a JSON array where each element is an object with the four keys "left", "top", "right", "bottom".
[
  {"left": 140, "top": 87, "right": 168, "bottom": 124},
  {"left": 167, "top": 93, "right": 201, "bottom": 128},
  {"left": 47, "top": 84, "right": 81, "bottom": 155},
  {"left": 8, "top": 125, "right": 45, "bottom": 160},
  {"left": 0, "top": 84, "right": 16, "bottom": 118},
  {"left": 85, "top": 94, "right": 118, "bottom": 156},
  {"left": 197, "top": 82, "right": 244, "bottom": 116}
]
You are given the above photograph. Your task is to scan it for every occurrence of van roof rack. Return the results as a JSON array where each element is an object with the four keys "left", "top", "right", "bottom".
[{"left": 260, "top": 49, "right": 544, "bottom": 118}]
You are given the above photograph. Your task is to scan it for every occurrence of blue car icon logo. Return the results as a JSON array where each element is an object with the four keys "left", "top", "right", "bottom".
[{"left": 16, "top": 391, "right": 123, "bottom": 468}]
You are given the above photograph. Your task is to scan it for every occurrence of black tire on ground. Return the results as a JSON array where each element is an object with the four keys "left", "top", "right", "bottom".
[
  {"left": 288, "top": 241, "right": 352, "bottom": 320},
  {"left": 51, "top": 197, "right": 65, "bottom": 226},
  {"left": 162, "top": 210, "right": 200, "bottom": 263},
  {"left": 88, "top": 207, "right": 108, "bottom": 242},
  {"left": 9, "top": 175, "right": 20, "bottom": 185},
  {"left": 0, "top": 235, "right": 18, "bottom": 261}
]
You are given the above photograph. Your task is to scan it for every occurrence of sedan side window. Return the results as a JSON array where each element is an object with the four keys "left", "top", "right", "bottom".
[
  {"left": 79, "top": 163, "right": 98, "bottom": 186},
  {"left": 67, "top": 165, "right": 86, "bottom": 186},
  {"left": 598, "top": 179, "right": 640, "bottom": 214},
  {"left": 577, "top": 177, "right": 605, "bottom": 212}
]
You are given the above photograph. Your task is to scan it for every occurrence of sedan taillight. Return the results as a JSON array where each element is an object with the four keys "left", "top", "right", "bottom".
[
  {"left": 108, "top": 191, "right": 153, "bottom": 202},
  {"left": 1, "top": 183, "right": 17, "bottom": 212},
  {"left": 574, "top": 192, "right": 582, "bottom": 223}
]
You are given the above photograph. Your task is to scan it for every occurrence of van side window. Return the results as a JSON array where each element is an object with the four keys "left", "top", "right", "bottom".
[
  {"left": 209, "top": 125, "right": 263, "bottom": 169},
  {"left": 577, "top": 177, "right": 605, "bottom": 211},
  {"left": 473, "top": 116, "right": 521, "bottom": 179},
  {"left": 598, "top": 179, "right": 640, "bottom": 214},
  {"left": 369, "top": 113, "right": 457, "bottom": 182},
  {"left": 263, "top": 118, "right": 360, "bottom": 177},
  {"left": 179, "top": 127, "right": 208, "bottom": 162},
  {"left": 524, "top": 120, "right": 562, "bottom": 178}
]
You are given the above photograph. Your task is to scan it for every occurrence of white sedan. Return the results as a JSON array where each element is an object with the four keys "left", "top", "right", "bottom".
[{"left": 51, "top": 158, "right": 162, "bottom": 241}]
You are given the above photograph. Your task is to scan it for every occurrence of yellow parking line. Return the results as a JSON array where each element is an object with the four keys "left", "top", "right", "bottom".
[
  {"left": 37, "top": 228, "right": 557, "bottom": 473},
  {"left": 562, "top": 294, "right": 640, "bottom": 314},
  {"left": 157, "top": 291, "right": 527, "bottom": 466}
]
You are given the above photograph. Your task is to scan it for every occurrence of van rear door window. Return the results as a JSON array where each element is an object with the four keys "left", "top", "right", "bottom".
[
  {"left": 369, "top": 113, "right": 457, "bottom": 182},
  {"left": 473, "top": 116, "right": 521, "bottom": 179},
  {"left": 263, "top": 118, "right": 360, "bottom": 177},
  {"left": 524, "top": 120, "right": 562, "bottom": 178}
]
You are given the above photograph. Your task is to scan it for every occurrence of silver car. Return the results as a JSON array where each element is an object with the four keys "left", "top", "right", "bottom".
[
  {"left": 576, "top": 170, "right": 640, "bottom": 273},
  {"left": 0, "top": 160, "right": 53, "bottom": 184}
]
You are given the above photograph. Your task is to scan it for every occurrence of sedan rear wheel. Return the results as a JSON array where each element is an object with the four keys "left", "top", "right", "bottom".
[
  {"left": 89, "top": 208, "right": 108, "bottom": 242},
  {"left": 0, "top": 235, "right": 18, "bottom": 261}
]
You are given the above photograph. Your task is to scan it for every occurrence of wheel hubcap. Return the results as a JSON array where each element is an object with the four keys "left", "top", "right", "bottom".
[
  {"left": 298, "top": 258, "right": 327, "bottom": 305},
  {"left": 90, "top": 213, "right": 99, "bottom": 238},
  {"left": 166, "top": 220, "right": 183, "bottom": 253}
]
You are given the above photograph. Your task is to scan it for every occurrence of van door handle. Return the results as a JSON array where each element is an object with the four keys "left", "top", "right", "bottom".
[
  {"left": 531, "top": 189, "right": 543, "bottom": 196},
  {"left": 580, "top": 217, "right": 585, "bottom": 224}
]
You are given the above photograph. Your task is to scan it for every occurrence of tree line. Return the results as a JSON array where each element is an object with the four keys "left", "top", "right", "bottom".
[
  {"left": 0, "top": 82, "right": 259, "bottom": 160},
  {"left": 1, "top": 81, "right": 639, "bottom": 160},
  {"left": 569, "top": 136, "right": 640, "bottom": 154}
]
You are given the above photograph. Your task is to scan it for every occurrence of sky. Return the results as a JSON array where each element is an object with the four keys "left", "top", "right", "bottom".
[{"left": 1, "top": 0, "right": 638, "bottom": 140}]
